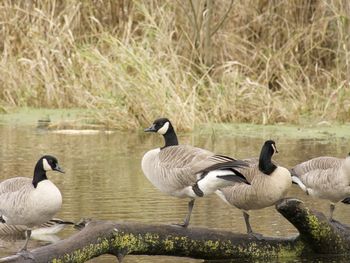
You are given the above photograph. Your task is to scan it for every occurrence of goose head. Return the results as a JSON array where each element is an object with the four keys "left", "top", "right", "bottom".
[
  {"left": 144, "top": 118, "right": 173, "bottom": 135},
  {"left": 145, "top": 118, "right": 178, "bottom": 148},
  {"left": 41, "top": 155, "right": 65, "bottom": 173},
  {"left": 259, "top": 140, "right": 278, "bottom": 175},
  {"left": 265, "top": 140, "right": 278, "bottom": 155},
  {"left": 32, "top": 155, "right": 64, "bottom": 188}
]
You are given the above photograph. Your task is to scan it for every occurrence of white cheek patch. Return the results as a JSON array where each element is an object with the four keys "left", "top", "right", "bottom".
[
  {"left": 43, "top": 158, "right": 52, "bottom": 171},
  {"left": 271, "top": 143, "right": 277, "bottom": 154},
  {"left": 157, "top": 122, "right": 169, "bottom": 135}
]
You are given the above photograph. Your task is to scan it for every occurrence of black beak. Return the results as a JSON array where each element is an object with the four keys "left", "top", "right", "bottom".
[
  {"left": 54, "top": 164, "right": 65, "bottom": 173},
  {"left": 144, "top": 124, "right": 157, "bottom": 132}
]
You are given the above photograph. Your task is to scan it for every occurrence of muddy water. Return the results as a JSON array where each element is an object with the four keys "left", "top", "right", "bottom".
[{"left": 0, "top": 124, "right": 349, "bottom": 262}]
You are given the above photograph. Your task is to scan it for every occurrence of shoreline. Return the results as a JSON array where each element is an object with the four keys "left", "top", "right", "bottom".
[{"left": 0, "top": 108, "right": 349, "bottom": 140}]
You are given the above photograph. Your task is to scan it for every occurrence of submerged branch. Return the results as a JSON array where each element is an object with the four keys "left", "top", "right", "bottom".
[{"left": 1, "top": 198, "right": 350, "bottom": 263}]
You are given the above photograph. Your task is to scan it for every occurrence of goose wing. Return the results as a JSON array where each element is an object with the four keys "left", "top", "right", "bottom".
[
  {"left": 291, "top": 157, "right": 343, "bottom": 177},
  {"left": 0, "top": 223, "right": 27, "bottom": 236},
  {"left": 158, "top": 145, "right": 248, "bottom": 186},
  {"left": 155, "top": 145, "right": 215, "bottom": 187},
  {"left": 0, "top": 218, "right": 74, "bottom": 236},
  {"left": 191, "top": 154, "right": 248, "bottom": 173},
  {"left": 238, "top": 157, "right": 260, "bottom": 183},
  {"left": 295, "top": 167, "right": 340, "bottom": 190},
  {"left": 220, "top": 157, "right": 279, "bottom": 183},
  {"left": 0, "top": 182, "right": 34, "bottom": 223},
  {"left": 158, "top": 145, "right": 214, "bottom": 170},
  {"left": 0, "top": 177, "right": 31, "bottom": 195}
]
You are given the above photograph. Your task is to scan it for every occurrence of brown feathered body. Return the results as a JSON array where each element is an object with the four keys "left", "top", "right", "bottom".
[
  {"left": 217, "top": 158, "right": 291, "bottom": 211},
  {"left": 141, "top": 145, "right": 247, "bottom": 198},
  {"left": 0, "top": 177, "right": 62, "bottom": 228},
  {"left": 291, "top": 156, "right": 350, "bottom": 203}
]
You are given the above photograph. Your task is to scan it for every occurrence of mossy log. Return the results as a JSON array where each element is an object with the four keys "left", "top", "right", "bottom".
[{"left": 1, "top": 198, "right": 350, "bottom": 263}]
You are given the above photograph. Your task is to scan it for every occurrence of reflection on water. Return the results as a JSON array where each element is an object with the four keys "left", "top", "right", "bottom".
[{"left": 0, "top": 124, "right": 349, "bottom": 262}]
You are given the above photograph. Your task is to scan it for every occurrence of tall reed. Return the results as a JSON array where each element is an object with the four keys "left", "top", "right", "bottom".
[{"left": 0, "top": 0, "right": 349, "bottom": 130}]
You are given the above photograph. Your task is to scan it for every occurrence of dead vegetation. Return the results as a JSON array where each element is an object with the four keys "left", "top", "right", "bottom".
[{"left": 0, "top": 0, "right": 349, "bottom": 130}]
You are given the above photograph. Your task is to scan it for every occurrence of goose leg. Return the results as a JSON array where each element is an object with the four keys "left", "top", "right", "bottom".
[
  {"left": 329, "top": 203, "right": 335, "bottom": 221},
  {"left": 20, "top": 229, "right": 32, "bottom": 251},
  {"left": 17, "top": 229, "right": 34, "bottom": 259},
  {"left": 243, "top": 211, "right": 263, "bottom": 240},
  {"left": 181, "top": 199, "right": 195, "bottom": 227},
  {"left": 174, "top": 199, "right": 195, "bottom": 228}
]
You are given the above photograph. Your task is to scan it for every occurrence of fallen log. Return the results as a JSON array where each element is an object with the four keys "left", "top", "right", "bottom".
[{"left": 0, "top": 198, "right": 349, "bottom": 263}]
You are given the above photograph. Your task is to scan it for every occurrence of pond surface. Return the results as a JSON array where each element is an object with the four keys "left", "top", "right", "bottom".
[{"left": 0, "top": 123, "right": 349, "bottom": 262}]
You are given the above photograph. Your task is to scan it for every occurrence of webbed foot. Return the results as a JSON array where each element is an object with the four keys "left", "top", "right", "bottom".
[
  {"left": 248, "top": 231, "right": 264, "bottom": 240},
  {"left": 17, "top": 249, "right": 35, "bottom": 260},
  {"left": 171, "top": 222, "right": 189, "bottom": 228}
]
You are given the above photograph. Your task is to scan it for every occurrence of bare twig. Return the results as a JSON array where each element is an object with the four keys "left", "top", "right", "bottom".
[{"left": 210, "top": 0, "right": 234, "bottom": 37}]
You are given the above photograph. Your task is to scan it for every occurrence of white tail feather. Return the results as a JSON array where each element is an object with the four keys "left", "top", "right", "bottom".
[
  {"left": 292, "top": 176, "right": 308, "bottom": 192},
  {"left": 197, "top": 170, "right": 236, "bottom": 196}
]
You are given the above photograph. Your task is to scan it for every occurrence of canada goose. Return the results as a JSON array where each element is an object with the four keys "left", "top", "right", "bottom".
[
  {"left": 0, "top": 218, "right": 74, "bottom": 236},
  {"left": 291, "top": 154, "right": 350, "bottom": 220},
  {"left": 0, "top": 155, "right": 64, "bottom": 252},
  {"left": 215, "top": 140, "right": 292, "bottom": 238},
  {"left": 142, "top": 118, "right": 249, "bottom": 227}
]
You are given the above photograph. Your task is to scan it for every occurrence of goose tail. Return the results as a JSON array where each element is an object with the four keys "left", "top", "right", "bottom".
[
  {"left": 341, "top": 197, "right": 350, "bottom": 204},
  {"left": 216, "top": 169, "right": 250, "bottom": 185},
  {"left": 289, "top": 168, "right": 299, "bottom": 184},
  {"left": 291, "top": 175, "right": 308, "bottom": 192},
  {"left": 0, "top": 218, "right": 74, "bottom": 236},
  {"left": 32, "top": 218, "right": 75, "bottom": 235},
  {"left": 195, "top": 169, "right": 249, "bottom": 197}
]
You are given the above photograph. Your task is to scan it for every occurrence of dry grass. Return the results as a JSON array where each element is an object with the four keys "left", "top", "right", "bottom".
[{"left": 0, "top": 0, "right": 349, "bottom": 130}]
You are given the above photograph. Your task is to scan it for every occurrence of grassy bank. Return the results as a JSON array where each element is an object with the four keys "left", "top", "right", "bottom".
[
  {"left": 0, "top": 1, "right": 349, "bottom": 130},
  {"left": 1, "top": 108, "right": 350, "bottom": 141}
]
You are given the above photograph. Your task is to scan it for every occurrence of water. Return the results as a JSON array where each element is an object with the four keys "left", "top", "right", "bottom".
[{"left": 0, "top": 124, "right": 349, "bottom": 262}]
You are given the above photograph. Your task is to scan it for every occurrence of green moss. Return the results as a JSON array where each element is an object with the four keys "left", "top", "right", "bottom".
[
  {"left": 305, "top": 212, "right": 347, "bottom": 252},
  {"left": 112, "top": 233, "right": 141, "bottom": 251},
  {"left": 217, "top": 239, "right": 305, "bottom": 260},
  {"left": 203, "top": 240, "right": 220, "bottom": 250},
  {"left": 49, "top": 231, "right": 306, "bottom": 262},
  {"left": 52, "top": 237, "right": 111, "bottom": 263},
  {"left": 163, "top": 239, "right": 175, "bottom": 251},
  {"left": 276, "top": 240, "right": 306, "bottom": 259},
  {"left": 144, "top": 232, "right": 160, "bottom": 245},
  {"left": 307, "top": 214, "right": 330, "bottom": 240}
]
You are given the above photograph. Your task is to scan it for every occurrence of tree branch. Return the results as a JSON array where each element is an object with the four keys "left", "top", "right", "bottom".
[{"left": 1, "top": 198, "right": 350, "bottom": 262}]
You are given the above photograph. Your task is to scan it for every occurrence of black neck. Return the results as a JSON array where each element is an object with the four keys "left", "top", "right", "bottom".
[
  {"left": 32, "top": 162, "right": 47, "bottom": 188},
  {"left": 258, "top": 145, "right": 277, "bottom": 175},
  {"left": 161, "top": 126, "right": 179, "bottom": 149}
]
